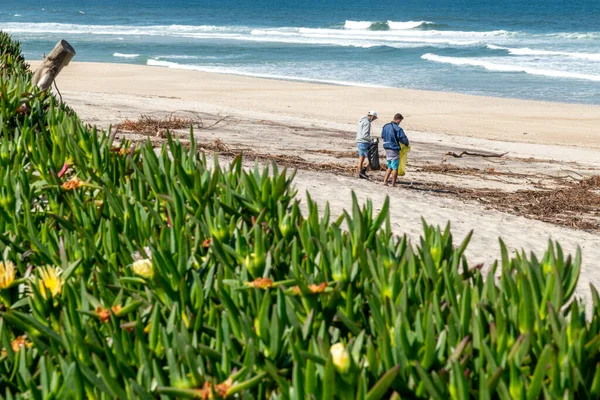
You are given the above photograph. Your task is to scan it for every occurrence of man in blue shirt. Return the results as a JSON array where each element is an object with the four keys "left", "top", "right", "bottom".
[{"left": 381, "top": 113, "right": 409, "bottom": 187}]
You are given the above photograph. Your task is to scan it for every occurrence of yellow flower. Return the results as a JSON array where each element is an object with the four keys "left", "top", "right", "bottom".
[
  {"left": 330, "top": 342, "right": 351, "bottom": 374},
  {"left": 0, "top": 261, "right": 16, "bottom": 290},
  {"left": 132, "top": 259, "right": 154, "bottom": 279},
  {"left": 33, "top": 266, "right": 63, "bottom": 299}
]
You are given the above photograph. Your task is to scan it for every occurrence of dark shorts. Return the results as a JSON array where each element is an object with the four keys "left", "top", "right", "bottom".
[{"left": 357, "top": 142, "right": 369, "bottom": 157}]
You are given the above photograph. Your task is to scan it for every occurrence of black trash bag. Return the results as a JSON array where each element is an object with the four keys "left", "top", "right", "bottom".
[{"left": 367, "top": 138, "right": 380, "bottom": 170}]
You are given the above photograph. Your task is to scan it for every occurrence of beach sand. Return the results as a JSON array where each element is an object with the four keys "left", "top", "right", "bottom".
[{"left": 32, "top": 61, "right": 600, "bottom": 309}]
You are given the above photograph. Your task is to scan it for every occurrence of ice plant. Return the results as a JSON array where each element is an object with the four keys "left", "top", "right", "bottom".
[
  {"left": 33, "top": 266, "right": 63, "bottom": 299},
  {"left": 330, "top": 343, "right": 351, "bottom": 374},
  {"left": 0, "top": 261, "right": 16, "bottom": 289},
  {"left": 132, "top": 259, "right": 154, "bottom": 279}
]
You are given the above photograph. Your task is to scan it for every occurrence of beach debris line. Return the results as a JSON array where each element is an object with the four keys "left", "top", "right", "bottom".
[
  {"left": 32, "top": 40, "right": 75, "bottom": 91},
  {"left": 125, "top": 131, "right": 599, "bottom": 232},
  {"left": 115, "top": 112, "right": 230, "bottom": 137}
]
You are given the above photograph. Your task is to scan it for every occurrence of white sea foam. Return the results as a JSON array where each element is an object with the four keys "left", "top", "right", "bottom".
[
  {"left": 344, "top": 21, "right": 373, "bottom": 30},
  {"left": 113, "top": 52, "right": 140, "bottom": 58},
  {"left": 551, "top": 32, "right": 600, "bottom": 40},
  {"left": 154, "top": 55, "right": 202, "bottom": 60},
  {"left": 248, "top": 27, "right": 501, "bottom": 47},
  {"left": 421, "top": 53, "right": 600, "bottom": 81},
  {"left": 154, "top": 54, "right": 246, "bottom": 60},
  {"left": 0, "top": 22, "right": 247, "bottom": 36},
  {"left": 14, "top": 14, "right": 22, "bottom": 17},
  {"left": 388, "top": 20, "right": 434, "bottom": 30},
  {"left": 487, "top": 44, "right": 600, "bottom": 61},
  {"left": 1, "top": 22, "right": 509, "bottom": 45},
  {"left": 344, "top": 20, "right": 435, "bottom": 30},
  {"left": 146, "top": 59, "right": 388, "bottom": 88}
]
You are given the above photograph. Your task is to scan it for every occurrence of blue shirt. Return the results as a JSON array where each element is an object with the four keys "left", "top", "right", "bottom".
[{"left": 381, "top": 122, "right": 409, "bottom": 151}]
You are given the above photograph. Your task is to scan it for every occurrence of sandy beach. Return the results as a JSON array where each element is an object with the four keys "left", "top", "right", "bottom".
[{"left": 32, "top": 61, "right": 600, "bottom": 308}]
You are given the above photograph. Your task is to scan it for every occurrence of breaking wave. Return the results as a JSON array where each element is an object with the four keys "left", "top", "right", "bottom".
[
  {"left": 343, "top": 20, "right": 436, "bottom": 30},
  {"left": 421, "top": 53, "right": 600, "bottom": 81},
  {"left": 487, "top": 44, "right": 600, "bottom": 61}
]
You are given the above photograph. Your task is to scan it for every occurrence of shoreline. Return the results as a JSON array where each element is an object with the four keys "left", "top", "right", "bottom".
[
  {"left": 31, "top": 60, "right": 600, "bottom": 150},
  {"left": 139, "top": 58, "right": 600, "bottom": 107}
]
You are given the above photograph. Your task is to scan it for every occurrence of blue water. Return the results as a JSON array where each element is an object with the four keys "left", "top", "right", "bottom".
[{"left": 2, "top": 0, "right": 600, "bottom": 104}]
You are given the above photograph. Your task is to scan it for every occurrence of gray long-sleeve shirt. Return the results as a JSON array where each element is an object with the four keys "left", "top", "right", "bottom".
[{"left": 356, "top": 116, "right": 372, "bottom": 143}]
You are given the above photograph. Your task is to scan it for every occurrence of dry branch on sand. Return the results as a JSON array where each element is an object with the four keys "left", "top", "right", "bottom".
[{"left": 443, "top": 150, "right": 508, "bottom": 162}]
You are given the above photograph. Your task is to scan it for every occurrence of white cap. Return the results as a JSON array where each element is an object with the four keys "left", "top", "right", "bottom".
[{"left": 367, "top": 110, "right": 378, "bottom": 118}]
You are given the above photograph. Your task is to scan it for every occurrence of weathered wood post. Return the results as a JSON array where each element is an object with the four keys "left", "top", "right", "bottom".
[{"left": 32, "top": 40, "right": 75, "bottom": 90}]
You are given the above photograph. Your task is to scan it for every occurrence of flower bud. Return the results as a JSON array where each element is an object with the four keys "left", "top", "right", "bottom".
[
  {"left": 132, "top": 259, "right": 154, "bottom": 279},
  {"left": 330, "top": 342, "right": 351, "bottom": 374}
]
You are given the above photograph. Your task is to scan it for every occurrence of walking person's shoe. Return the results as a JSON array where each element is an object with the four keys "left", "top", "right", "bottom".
[{"left": 358, "top": 168, "right": 368, "bottom": 179}]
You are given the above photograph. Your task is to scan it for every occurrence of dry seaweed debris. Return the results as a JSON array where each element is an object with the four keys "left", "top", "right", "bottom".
[
  {"left": 116, "top": 112, "right": 230, "bottom": 137},
  {"left": 457, "top": 178, "right": 600, "bottom": 231}
]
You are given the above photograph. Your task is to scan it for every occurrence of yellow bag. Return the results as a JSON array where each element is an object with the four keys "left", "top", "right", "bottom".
[{"left": 398, "top": 145, "right": 410, "bottom": 176}]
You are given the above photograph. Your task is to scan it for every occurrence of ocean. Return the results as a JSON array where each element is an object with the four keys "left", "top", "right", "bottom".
[{"left": 2, "top": 0, "right": 600, "bottom": 104}]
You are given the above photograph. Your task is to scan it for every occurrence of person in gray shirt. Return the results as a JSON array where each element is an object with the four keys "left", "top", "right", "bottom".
[{"left": 356, "top": 110, "right": 377, "bottom": 179}]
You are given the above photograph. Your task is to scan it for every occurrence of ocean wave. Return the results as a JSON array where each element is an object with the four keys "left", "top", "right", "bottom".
[
  {"left": 2, "top": 21, "right": 510, "bottom": 41},
  {"left": 344, "top": 20, "right": 435, "bottom": 30},
  {"left": 246, "top": 29, "right": 437, "bottom": 47},
  {"left": 153, "top": 54, "right": 245, "bottom": 60},
  {"left": 487, "top": 44, "right": 600, "bottom": 61},
  {"left": 550, "top": 32, "right": 600, "bottom": 40},
  {"left": 113, "top": 52, "right": 140, "bottom": 58},
  {"left": 294, "top": 27, "right": 512, "bottom": 39},
  {"left": 421, "top": 53, "right": 600, "bottom": 81},
  {"left": 146, "top": 59, "right": 387, "bottom": 87},
  {"left": 154, "top": 55, "right": 202, "bottom": 60},
  {"left": 0, "top": 22, "right": 248, "bottom": 36},
  {"left": 248, "top": 27, "right": 506, "bottom": 47},
  {"left": 2, "top": 21, "right": 516, "bottom": 49}
]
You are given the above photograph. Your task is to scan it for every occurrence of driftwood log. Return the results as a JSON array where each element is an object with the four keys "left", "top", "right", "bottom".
[{"left": 32, "top": 40, "right": 75, "bottom": 91}]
